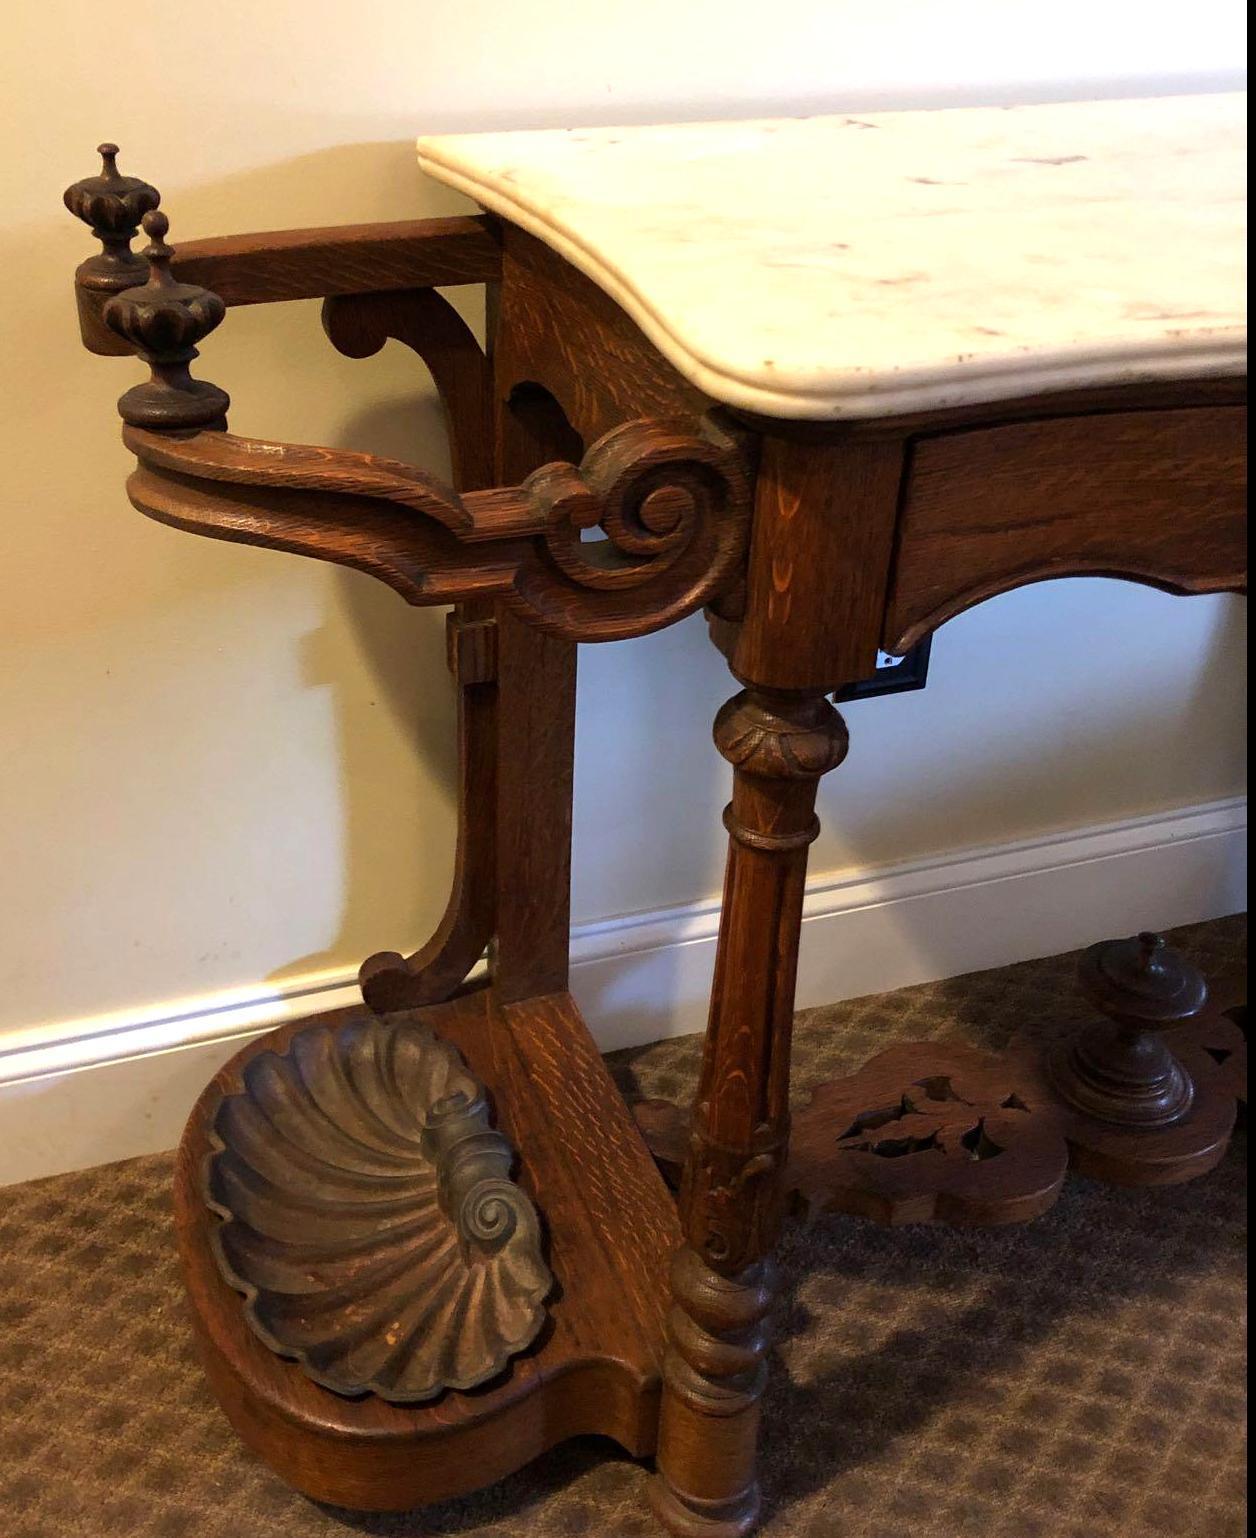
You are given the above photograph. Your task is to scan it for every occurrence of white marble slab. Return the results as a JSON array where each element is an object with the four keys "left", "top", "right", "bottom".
[{"left": 417, "top": 94, "right": 1246, "bottom": 420}]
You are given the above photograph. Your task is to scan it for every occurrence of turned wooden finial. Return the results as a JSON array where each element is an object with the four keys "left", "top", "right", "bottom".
[
  {"left": 64, "top": 143, "right": 161, "bottom": 290},
  {"left": 1049, "top": 929, "right": 1207, "bottom": 1128},
  {"left": 103, "top": 211, "right": 231, "bottom": 431}
]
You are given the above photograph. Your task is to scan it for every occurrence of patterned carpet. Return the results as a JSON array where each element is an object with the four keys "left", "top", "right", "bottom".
[{"left": 0, "top": 917, "right": 1246, "bottom": 1538}]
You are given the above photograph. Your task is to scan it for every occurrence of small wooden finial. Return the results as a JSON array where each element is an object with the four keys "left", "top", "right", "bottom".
[
  {"left": 1048, "top": 930, "right": 1208, "bottom": 1129},
  {"left": 103, "top": 211, "right": 230, "bottom": 432},
  {"left": 63, "top": 142, "right": 161, "bottom": 286}
]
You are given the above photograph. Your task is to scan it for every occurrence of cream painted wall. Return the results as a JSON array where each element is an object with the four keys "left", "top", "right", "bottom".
[{"left": 1, "top": 2, "right": 1247, "bottom": 1039}]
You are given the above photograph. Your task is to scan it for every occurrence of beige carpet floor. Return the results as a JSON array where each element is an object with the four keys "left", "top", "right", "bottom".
[{"left": 0, "top": 917, "right": 1246, "bottom": 1538}]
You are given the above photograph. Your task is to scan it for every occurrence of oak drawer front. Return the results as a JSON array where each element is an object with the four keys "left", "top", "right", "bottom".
[{"left": 885, "top": 405, "right": 1247, "bottom": 653}]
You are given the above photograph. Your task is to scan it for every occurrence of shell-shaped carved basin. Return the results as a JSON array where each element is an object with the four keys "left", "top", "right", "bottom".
[{"left": 202, "top": 1013, "right": 553, "bottom": 1402}]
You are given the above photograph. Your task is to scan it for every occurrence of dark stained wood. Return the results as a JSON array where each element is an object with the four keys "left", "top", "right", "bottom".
[
  {"left": 786, "top": 1040, "right": 1068, "bottom": 1226},
  {"left": 172, "top": 216, "right": 501, "bottom": 303},
  {"left": 886, "top": 405, "right": 1248, "bottom": 652},
  {"left": 1049, "top": 932, "right": 1207, "bottom": 1129},
  {"left": 104, "top": 212, "right": 231, "bottom": 431},
  {"left": 1041, "top": 932, "right": 1239, "bottom": 1185},
  {"left": 485, "top": 330, "right": 584, "bottom": 1010},
  {"left": 121, "top": 411, "right": 752, "bottom": 641},
  {"left": 1050, "top": 1016, "right": 1238, "bottom": 1186},
  {"left": 174, "top": 988, "right": 680, "bottom": 1509},
  {"left": 652, "top": 687, "right": 850, "bottom": 1537},
  {"left": 72, "top": 213, "right": 501, "bottom": 352},
  {"left": 323, "top": 286, "right": 494, "bottom": 493},
  {"left": 323, "top": 287, "right": 499, "bottom": 1012},
  {"left": 730, "top": 435, "right": 906, "bottom": 691},
  {"left": 494, "top": 225, "right": 707, "bottom": 444},
  {"left": 358, "top": 603, "right": 499, "bottom": 1013},
  {"left": 67, "top": 168, "right": 1249, "bottom": 1538},
  {"left": 492, "top": 610, "right": 577, "bottom": 1004},
  {"left": 638, "top": 1004, "right": 1245, "bottom": 1226},
  {"left": 64, "top": 142, "right": 162, "bottom": 355}
]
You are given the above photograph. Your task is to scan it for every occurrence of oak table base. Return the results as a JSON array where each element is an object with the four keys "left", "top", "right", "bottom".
[
  {"left": 63, "top": 121, "right": 1247, "bottom": 1538},
  {"left": 175, "top": 989, "right": 680, "bottom": 1508}
]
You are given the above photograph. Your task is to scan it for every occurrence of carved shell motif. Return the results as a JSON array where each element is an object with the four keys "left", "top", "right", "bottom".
[{"left": 202, "top": 1014, "right": 553, "bottom": 1402}]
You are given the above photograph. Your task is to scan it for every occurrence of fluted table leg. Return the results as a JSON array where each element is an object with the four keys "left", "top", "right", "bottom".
[{"left": 651, "top": 687, "right": 849, "bottom": 1536}]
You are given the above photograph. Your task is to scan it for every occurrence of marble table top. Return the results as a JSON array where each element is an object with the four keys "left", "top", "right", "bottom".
[{"left": 417, "top": 94, "right": 1246, "bottom": 421}]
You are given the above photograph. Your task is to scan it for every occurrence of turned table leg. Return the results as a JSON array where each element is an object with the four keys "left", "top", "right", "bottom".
[
  {"left": 650, "top": 687, "right": 849, "bottom": 1536},
  {"left": 650, "top": 433, "right": 901, "bottom": 1535}
]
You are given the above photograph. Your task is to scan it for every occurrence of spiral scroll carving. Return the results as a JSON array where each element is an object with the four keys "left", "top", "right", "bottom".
[
  {"left": 203, "top": 1013, "right": 552, "bottom": 1403},
  {"left": 510, "top": 414, "right": 753, "bottom": 638},
  {"left": 119, "top": 408, "right": 751, "bottom": 642}
]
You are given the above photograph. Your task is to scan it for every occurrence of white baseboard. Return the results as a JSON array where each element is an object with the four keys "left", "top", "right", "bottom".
[{"left": 0, "top": 797, "right": 1244, "bottom": 1186}]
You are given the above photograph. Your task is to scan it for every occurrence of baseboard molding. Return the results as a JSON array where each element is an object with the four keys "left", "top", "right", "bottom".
[{"left": 1, "top": 796, "right": 1244, "bottom": 1186}]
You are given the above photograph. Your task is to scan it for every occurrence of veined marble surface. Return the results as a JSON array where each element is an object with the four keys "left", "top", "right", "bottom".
[{"left": 417, "top": 94, "right": 1246, "bottom": 420}]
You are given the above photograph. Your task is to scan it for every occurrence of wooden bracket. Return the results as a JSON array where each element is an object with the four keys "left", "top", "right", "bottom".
[{"left": 65, "top": 139, "right": 500, "bottom": 353}]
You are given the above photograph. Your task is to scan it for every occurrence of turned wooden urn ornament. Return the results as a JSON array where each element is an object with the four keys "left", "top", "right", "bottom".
[
  {"left": 63, "top": 143, "right": 160, "bottom": 291},
  {"left": 100, "top": 210, "right": 231, "bottom": 431},
  {"left": 1049, "top": 931, "right": 1207, "bottom": 1128},
  {"left": 63, "top": 143, "right": 161, "bottom": 354}
]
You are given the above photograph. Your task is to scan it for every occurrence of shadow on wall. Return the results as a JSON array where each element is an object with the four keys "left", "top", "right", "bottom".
[
  {"left": 4, "top": 138, "right": 486, "bottom": 1016},
  {"left": 816, "top": 580, "right": 1248, "bottom": 872},
  {"left": 269, "top": 397, "right": 468, "bottom": 985},
  {"left": 17, "top": 134, "right": 1248, "bottom": 1028}
]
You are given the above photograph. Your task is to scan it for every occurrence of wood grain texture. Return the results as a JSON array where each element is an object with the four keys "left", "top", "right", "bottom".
[
  {"left": 174, "top": 989, "right": 680, "bottom": 1510},
  {"left": 322, "top": 287, "right": 494, "bottom": 494},
  {"left": 358, "top": 603, "right": 499, "bottom": 1013},
  {"left": 886, "top": 405, "right": 1248, "bottom": 651},
  {"left": 170, "top": 217, "right": 501, "bottom": 305},
  {"left": 495, "top": 226, "right": 708, "bottom": 445},
  {"left": 653, "top": 689, "right": 849, "bottom": 1537},
  {"left": 492, "top": 611, "right": 577, "bottom": 1004},
  {"left": 637, "top": 1005, "right": 1246, "bottom": 1228},
  {"left": 730, "top": 435, "right": 906, "bottom": 691},
  {"left": 322, "top": 287, "right": 499, "bottom": 1012},
  {"left": 120, "top": 411, "right": 752, "bottom": 643},
  {"left": 72, "top": 215, "right": 502, "bottom": 350},
  {"left": 68, "top": 185, "right": 1249, "bottom": 1538},
  {"left": 791, "top": 1042, "right": 1069, "bottom": 1226}
]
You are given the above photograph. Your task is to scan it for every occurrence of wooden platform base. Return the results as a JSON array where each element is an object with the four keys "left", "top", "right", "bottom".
[
  {"left": 635, "top": 1000, "right": 1246, "bottom": 1230},
  {"left": 174, "top": 986, "right": 681, "bottom": 1510}
]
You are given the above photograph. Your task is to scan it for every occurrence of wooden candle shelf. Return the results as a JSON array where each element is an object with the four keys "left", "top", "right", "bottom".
[{"left": 64, "top": 98, "right": 1246, "bottom": 1536}]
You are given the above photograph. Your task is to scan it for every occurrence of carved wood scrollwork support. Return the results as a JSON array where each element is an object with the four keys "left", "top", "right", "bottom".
[
  {"left": 652, "top": 688, "right": 848, "bottom": 1538},
  {"left": 67, "top": 192, "right": 755, "bottom": 1020},
  {"left": 86, "top": 209, "right": 752, "bottom": 643},
  {"left": 120, "top": 409, "right": 751, "bottom": 641},
  {"left": 321, "top": 289, "right": 500, "bottom": 1010}
]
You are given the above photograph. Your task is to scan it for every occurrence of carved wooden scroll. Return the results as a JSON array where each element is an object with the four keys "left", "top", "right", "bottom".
[
  {"left": 71, "top": 205, "right": 751, "bottom": 643},
  {"left": 123, "top": 411, "right": 751, "bottom": 641}
]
